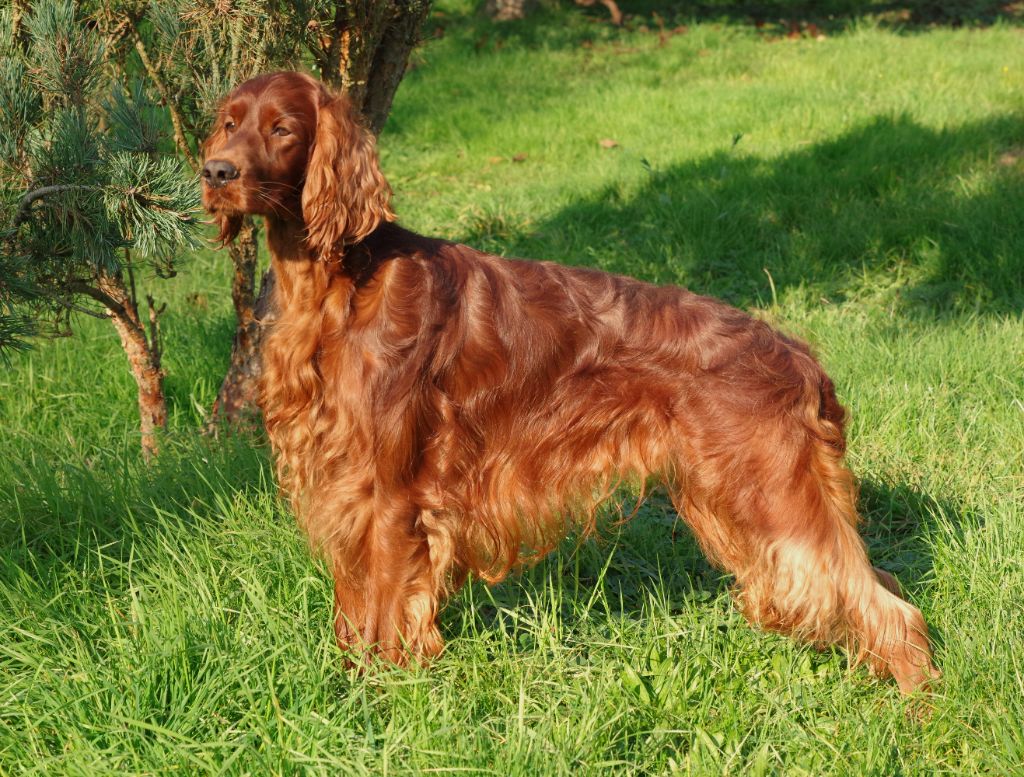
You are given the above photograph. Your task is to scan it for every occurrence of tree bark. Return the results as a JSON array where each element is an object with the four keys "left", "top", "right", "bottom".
[
  {"left": 94, "top": 272, "right": 167, "bottom": 459},
  {"left": 361, "top": 2, "right": 433, "bottom": 135},
  {"left": 486, "top": 0, "right": 536, "bottom": 22},
  {"left": 209, "top": 215, "right": 267, "bottom": 429},
  {"left": 212, "top": 1, "right": 431, "bottom": 427}
]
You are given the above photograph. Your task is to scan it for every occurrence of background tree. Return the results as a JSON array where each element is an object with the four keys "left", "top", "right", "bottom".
[
  {"left": 486, "top": 0, "right": 621, "bottom": 25},
  {"left": 0, "top": 0, "right": 199, "bottom": 457},
  {"left": 95, "top": 0, "right": 432, "bottom": 428},
  {"left": 486, "top": 0, "right": 537, "bottom": 21},
  {"left": 93, "top": 0, "right": 306, "bottom": 429},
  {"left": 309, "top": 2, "right": 434, "bottom": 135}
]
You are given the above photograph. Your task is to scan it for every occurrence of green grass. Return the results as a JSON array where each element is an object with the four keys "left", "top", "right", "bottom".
[{"left": 2, "top": 4, "right": 1023, "bottom": 774}]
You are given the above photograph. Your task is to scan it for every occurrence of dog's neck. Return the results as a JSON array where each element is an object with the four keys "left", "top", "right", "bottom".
[
  {"left": 265, "top": 216, "right": 313, "bottom": 264},
  {"left": 266, "top": 215, "right": 403, "bottom": 286},
  {"left": 263, "top": 216, "right": 397, "bottom": 318},
  {"left": 264, "top": 216, "right": 339, "bottom": 314}
]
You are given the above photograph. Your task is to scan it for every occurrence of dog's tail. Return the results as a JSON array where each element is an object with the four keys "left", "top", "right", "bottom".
[{"left": 813, "top": 369, "right": 847, "bottom": 452}]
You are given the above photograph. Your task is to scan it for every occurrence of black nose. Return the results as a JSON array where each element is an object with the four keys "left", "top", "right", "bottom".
[{"left": 202, "top": 159, "right": 240, "bottom": 188}]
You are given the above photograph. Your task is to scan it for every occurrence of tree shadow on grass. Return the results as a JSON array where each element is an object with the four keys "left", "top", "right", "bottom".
[
  {"left": 444, "top": 477, "right": 962, "bottom": 663},
  {"left": 0, "top": 427, "right": 272, "bottom": 580},
  {"left": 471, "top": 113, "right": 1024, "bottom": 318},
  {"left": 427, "top": 1, "right": 1023, "bottom": 57},
  {"left": 601, "top": 0, "right": 1023, "bottom": 31},
  {"left": 160, "top": 311, "right": 237, "bottom": 416}
]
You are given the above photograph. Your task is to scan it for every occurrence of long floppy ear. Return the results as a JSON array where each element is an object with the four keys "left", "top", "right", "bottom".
[
  {"left": 301, "top": 89, "right": 394, "bottom": 259},
  {"left": 201, "top": 121, "right": 243, "bottom": 245}
]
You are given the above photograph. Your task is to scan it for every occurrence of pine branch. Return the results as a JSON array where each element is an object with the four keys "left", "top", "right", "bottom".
[
  {"left": 129, "top": 21, "right": 200, "bottom": 172},
  {"left": 66, "top": 280, "right": 129, "bottom": 319},
  {"left": 146, "top": 293, "right": 166, "bottom": 367},
  {"left": 14, "top": 184, "right": 97, "bottom": 225},
  {"left": 10, "top": 0, "right": 32, "bottom": 53},
  {"left": 125, "top": 248, "right": 137, "bottom": 310},
  {"left": 52, "top": 293, "right": 111, "bottom": 320}
]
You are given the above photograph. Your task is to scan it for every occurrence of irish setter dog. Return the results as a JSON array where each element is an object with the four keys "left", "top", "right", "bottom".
[{"left": 201, "top": 71, "right": 938, "bottom": 693}]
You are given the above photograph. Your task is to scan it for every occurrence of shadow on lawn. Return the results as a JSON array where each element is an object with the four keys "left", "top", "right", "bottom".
[
  {"left": 0, "top": 429, "right": 272, "bottom": 575},
  {"left": 427, "top": 1, "right": 1023, "bottom": 56},
  {"left": 446, "top": 478, "right": 959, "bottom": 657},
  {"left": 583, "top": 0, "right": 1022, "bottom": 31},
  {"left": 470, "top": 113, "right": 1024, "bottom": 317}
]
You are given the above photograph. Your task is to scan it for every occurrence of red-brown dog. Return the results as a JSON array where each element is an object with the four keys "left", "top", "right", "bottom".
[{"left": 202, "top": 71, "right": 939, "bottom": 693}]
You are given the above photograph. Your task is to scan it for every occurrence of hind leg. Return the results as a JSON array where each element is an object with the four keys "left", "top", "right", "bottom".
[{"left": 669, "top": 428, "right": 939, "bottom": 693}]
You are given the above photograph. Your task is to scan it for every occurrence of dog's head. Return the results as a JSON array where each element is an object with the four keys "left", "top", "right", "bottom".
[{"left": 201, "top": 71, "right": 393, "bottom": 256}]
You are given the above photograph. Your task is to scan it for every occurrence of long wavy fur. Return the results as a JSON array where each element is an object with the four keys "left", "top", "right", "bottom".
[
  {"left": 301, "top": 89, "right": 394, "bottom": 258},
  {"left": 203, "top": 72, "right": 939, "bottom": 692}
]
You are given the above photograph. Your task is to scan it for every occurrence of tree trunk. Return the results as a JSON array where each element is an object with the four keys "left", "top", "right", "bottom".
[
  {"left": 360, "top": 1, "right": 433, "bottom": 135},
  {"left": 319, "top": 1, "right": 433, "bottom": 134},
  {"left": 212, "top": 1, "right": 432, "bottom": 426},
  {"left": 486, "top": 0, "right": 536, "bottom": 21},
  {"left": 95, "top": 272, "right": 167, "bottom": 459},
  {"left": 575, "top": 0, "right": 623, "bottom": 26},
  {"left": 208, "top": 215, "right": 266, "bottom": 429}
]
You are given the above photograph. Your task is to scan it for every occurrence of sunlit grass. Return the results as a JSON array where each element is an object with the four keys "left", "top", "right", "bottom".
[{"left": 1, "top": 4, "right": 1022, "bottom": 774}]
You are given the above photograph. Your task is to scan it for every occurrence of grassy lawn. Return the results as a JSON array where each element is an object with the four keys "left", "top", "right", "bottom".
[{"left": 2, "top": 3, "right": 1023, "bottom": 774}]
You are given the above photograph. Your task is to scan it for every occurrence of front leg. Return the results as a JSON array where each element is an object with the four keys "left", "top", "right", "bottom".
[{"left": 329, "top": 499, "right": 445, "bottom": 665}]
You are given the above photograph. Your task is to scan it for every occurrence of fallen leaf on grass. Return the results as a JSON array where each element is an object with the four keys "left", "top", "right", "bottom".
[
  {"left": 599, "top": 138, "right": 619, "bottom": 149},
  {"left": 999, "top": 149, "right": 1022, "bottom": 166}
]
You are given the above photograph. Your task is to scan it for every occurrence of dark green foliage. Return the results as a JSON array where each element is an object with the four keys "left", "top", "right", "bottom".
[
  {"left": 108, "top": 0, "right": 310, "bottom": 165},
  {"left": 0, "top": 0, "right": 198, "bottom": 357},
  {"left": 103, "top": 81, "right": 164, "bottom": 156}
]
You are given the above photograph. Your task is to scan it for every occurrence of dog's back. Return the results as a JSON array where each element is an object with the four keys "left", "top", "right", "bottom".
[{"left": 347, "top": 224, "right": 842, "bottom": 552}]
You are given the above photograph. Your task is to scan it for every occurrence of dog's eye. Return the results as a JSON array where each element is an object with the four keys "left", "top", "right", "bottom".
[
  {"left": 271, "top": 126, "right": 290, "bottom": 137},
  {"left": 224, "top": 120, "right": 236, "bottom": 132}
]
